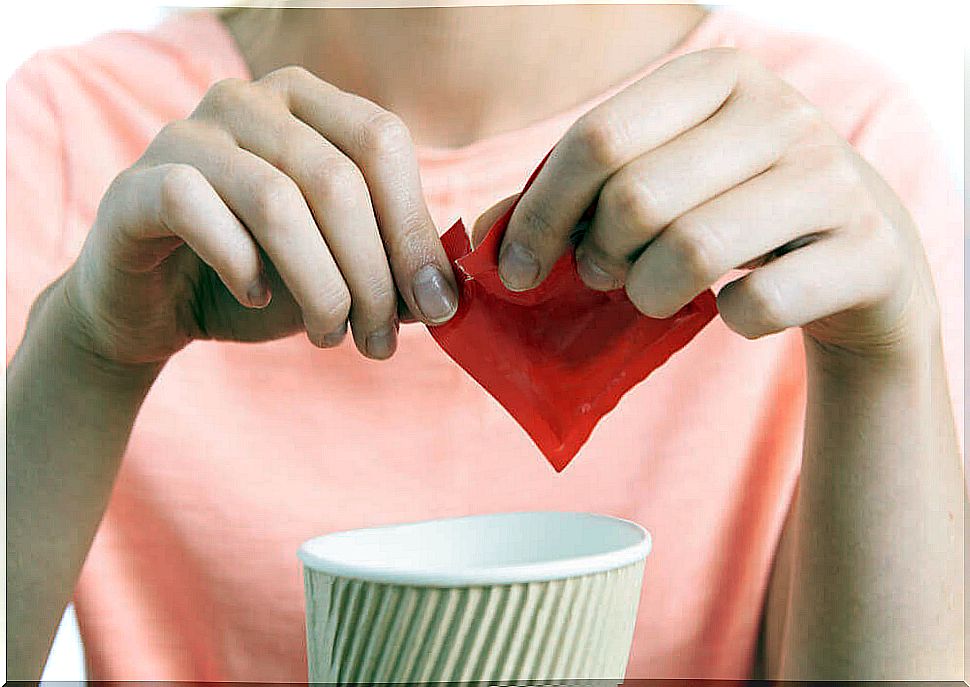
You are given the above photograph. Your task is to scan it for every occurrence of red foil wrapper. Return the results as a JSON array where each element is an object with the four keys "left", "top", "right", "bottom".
[{"left": 429, "top": 157, "right": 718, "bottom": 471}]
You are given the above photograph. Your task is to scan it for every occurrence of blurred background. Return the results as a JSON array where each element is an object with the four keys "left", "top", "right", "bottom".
[{"left": 2, "top": 1, "right": 965, "bottom": 682}]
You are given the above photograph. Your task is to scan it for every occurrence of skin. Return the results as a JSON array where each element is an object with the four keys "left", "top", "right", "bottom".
[
  {"left": 495, "top": 46, "right": 965, "bottom": 680},
  {"left": 6, "top": 4, "right": 964, "bottom": 680}
]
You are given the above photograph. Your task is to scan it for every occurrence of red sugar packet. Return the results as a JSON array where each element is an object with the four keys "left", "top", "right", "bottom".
[{"left": 428, "top": 157, "right": 718, "bottom": 471}]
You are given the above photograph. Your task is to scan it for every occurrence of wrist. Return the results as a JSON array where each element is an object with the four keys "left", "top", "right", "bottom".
[
  {"left": 24, "top": 272, "right": 164, "bottom": 393},
  {"left": 800, "top": 294, "right": 949, "bottom": 465},
  {"left": 806, "top": 281, "right": 941, "bottom": 379}
]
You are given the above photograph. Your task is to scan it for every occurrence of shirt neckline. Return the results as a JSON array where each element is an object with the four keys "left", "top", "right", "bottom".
[
  {"left": 161, "top": 8, "right": 731, "bottom": 175},
  {"left": 409, "top": 8, "right": 727, "bottom": 164}
]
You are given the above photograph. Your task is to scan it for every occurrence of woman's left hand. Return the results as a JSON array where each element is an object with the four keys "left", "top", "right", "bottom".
[{"left": 495, "top": 47, "right": 939, "bottom": 359}]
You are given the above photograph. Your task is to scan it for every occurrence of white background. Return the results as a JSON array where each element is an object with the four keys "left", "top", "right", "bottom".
[{"left": 1, "top": 1, "right": 965, "bottom": 682}]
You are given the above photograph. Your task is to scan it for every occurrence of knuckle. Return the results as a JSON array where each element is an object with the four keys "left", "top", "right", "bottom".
[
  {"left": 571, "top": 113, "right": 628, "bottom": 169},
  {"left": 389, "top": 206, "right": 434, "bottom": 258},
  {"left": 785, "top": 97, "right": 824, "bottom": 126},
  {"left": 101, "top": 168, "right": 140, "bottom": 222},
  {"left": 168, "top": 118, "right": 233, "bottom": 150},
  {"left": 311, "top": 289, "right": 353, "bottom": 332},
  {"left": 330, "top": 291, "right": 354, "bottom": 325},
  {"left": 802, "top": 142, "right": 841, "bottom": 170},
  {"left": 266, "top": 64, "right": 311, "bottom": 87},
  {"left": 253, "top": 174, "right": 303, "bottom": 225},
  {"left": 792, "top": 115, "right": 831, "bottom": 148},
  {"left": 843, "top": 182, "right": 877, "bottom": 213},
  {"left": 259, "top": 65, "right": 320, "bottom": 105},
  {"left": 880, "top": 245, "right": 906, "bottom": 297},
  {"left": 108, "top": 166, "right": 139, "bottom": 195},
  {"left": 203, "top": 77, "right": 249, "bottom": 110},
  {"left": 855, "top": 208, "right": 888, "bottom": 241},
  {"left": 783, "top": 98, "right": 821, "bottom": 133},
  {"left": 795, "top": 143, "right": 859, "bottom": 188},
  {"left": 355, "top": 110, "right": 412, "bottom": 159},
  {"left": 819, "top": 147, "right": 860, "bottom": 188},
  {"left": 274, "top": 130, "right": 312, "bottom": 171},
  {"left": 858, "top": 213, "right": 901, "bottom": 282},
  {"left": 714, "top": 46, "right": 760, "bottom": 74},
  {"left": 581, "top": 240, "right": 627, "bottom": 275},
  {"left": 357, "top": 273, "right": 398, "bottom": 316},
  {"left": 155, "top": 119, "right": 199, "bottom": 145},
  {"left": 677, "top": 47, "right": 733, "bottom": 75},
  {"left": 829, "top": 155, "right": 862, "bottom": 189},
  {"left": 514, "top": 199, "right": 558, "bottom": 243},
  {"left": 664, "top": 218, "right": 721, "bottom": 283},
  {"left": 158, "top": 163, "right": 204, "bottom": 222},
  {"left": 699, "top": 46, "right": 755, "bottom": 74},
  {"left": 606, "top": 178, "right": 667, "bottom": 232},
  {"left": 314, "top": 160, "right": 367, "bottom": 208},
  {"left": 795, "top": 139, "right": 830, "bottom": 165}
]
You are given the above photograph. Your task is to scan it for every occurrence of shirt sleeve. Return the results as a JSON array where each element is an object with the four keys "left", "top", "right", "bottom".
[
  {"left": 6, "top": 53, "right": 74, "bottom": 362},
  {"left": 849, "top": 85, "right": 964, "bottom": 454}
]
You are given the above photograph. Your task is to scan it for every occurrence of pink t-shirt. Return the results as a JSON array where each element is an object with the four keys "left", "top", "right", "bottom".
[{"left": 6, "top": 9, "right": 963, "bottom": 681}]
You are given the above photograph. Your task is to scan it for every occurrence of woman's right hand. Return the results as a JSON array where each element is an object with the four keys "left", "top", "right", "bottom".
[{"left": 61, "top": 66, "right": 458, "bottom": 366}]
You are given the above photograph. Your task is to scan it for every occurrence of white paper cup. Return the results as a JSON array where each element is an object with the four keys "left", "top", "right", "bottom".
[{"left": 299, "top": 511, "right": 651, "bottom": 683}]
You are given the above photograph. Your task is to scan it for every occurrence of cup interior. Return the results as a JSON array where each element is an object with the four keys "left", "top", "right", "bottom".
[{"left": 299, "top": 511, "right": 650, "bottom": 586}]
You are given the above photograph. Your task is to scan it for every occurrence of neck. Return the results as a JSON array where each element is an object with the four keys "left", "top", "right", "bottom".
[{"left": 224, "top": 4, "right": 706, "bottom": 148}]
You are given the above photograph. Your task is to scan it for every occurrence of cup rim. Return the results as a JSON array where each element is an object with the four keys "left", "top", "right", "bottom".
[{"left": 298, "top": 510, "right": 651, "bottom": 587}]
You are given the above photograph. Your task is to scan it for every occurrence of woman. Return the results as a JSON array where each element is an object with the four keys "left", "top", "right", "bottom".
[{"left": 7, "top": 4, "right": 964, "bottom": 681}]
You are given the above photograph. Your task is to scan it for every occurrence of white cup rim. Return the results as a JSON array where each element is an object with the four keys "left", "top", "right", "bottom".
[{"left": 298, "top": 511, "right": 651, "bottom": 587}]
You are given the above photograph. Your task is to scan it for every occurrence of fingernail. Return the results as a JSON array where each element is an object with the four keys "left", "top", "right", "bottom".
[
  {"left": 366, "top": 325, "right": 396, "bottom": 360},
  {"left": 499, "top": 242, "right": 539, "bottom": 291},
  {"left": 577, "top": 254, "right": 620, "bottom": 291},
  {"left": 247, "top": 276, "right": 271, "bottom": 308},
  {"left": 413, "top": 264, "right": 458, "bottom": 324},
  {"left": 321, "top": 321, "right": 347, "bottom": 347}
]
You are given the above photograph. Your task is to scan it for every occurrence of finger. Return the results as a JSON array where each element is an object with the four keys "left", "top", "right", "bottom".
[
  {"left": 193, "top": 78, "right": 398, "bottom": 359},
  {"left": 499, "top": 48, "right": 750, "bottom": 291},
  {"left": 396, "top": 294, "right": 418, "bottom": 325},
  {"left": 109, "top": 162, "right": 269, "bottom": 308},
  {"left": 623, "top": 153, "right": 860, "bottom": 318},
  {"left": 150, "top": 120, "right": 352, "bottom": 348},
  {"left": 472, "top": 194, "right": 520, "bottom": 248},
  {"left": 260, "top": 67, "right": 459, "bottom": 325},
  {"left": 716, "top": 226, "right": 900, "bottom": 340},
  {"left": 577, "top": 87, "right": 814, "bottom": 290}
]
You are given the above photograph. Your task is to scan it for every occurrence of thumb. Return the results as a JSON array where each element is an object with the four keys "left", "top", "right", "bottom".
[{"left": 471, "top": 194, "right": 520, "bottom": 248}]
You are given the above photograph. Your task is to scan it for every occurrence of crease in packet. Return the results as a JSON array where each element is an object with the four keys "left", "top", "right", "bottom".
[{"left": 428, "top": 154, "right": 718, "bottom": 472}]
